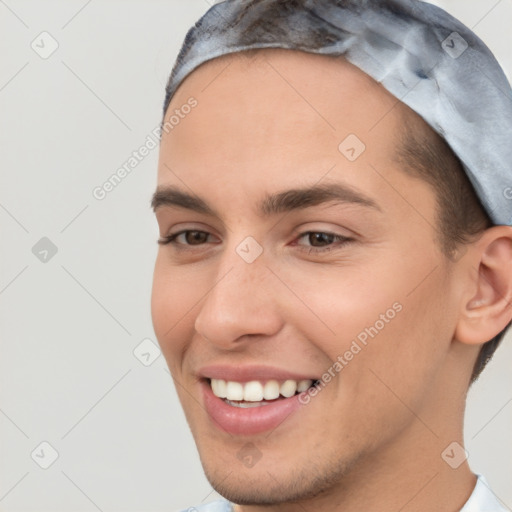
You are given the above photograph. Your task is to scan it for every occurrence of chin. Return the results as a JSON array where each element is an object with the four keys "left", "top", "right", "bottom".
[{"left": 197, "top": 442, "right": 357, "bottom": 506}]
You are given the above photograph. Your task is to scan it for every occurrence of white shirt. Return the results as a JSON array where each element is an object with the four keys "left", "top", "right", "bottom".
[
  {"left": 180, "top": 474, "right": 509, "bottom": 512},
  {"left": 460, "top": 474, "right": 509, "bottom": 512}
]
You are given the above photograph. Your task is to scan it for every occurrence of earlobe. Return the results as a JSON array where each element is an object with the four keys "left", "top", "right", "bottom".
[{"left": 455, "top": 226, "right": 512, "bottom": 346}]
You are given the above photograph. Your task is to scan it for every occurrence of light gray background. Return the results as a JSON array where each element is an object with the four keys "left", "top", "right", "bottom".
[{"left": 1, "top": 1, "right": 511, "bottom": 511}]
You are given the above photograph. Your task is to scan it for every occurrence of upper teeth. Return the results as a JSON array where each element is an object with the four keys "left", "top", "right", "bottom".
[{"left": 210, "top": 379, "right": 313, "bottom": 401}]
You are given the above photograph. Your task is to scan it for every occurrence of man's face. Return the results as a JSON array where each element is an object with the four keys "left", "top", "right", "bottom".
[{"left": 151, "top": 49, "right": 464, "bottom": 505}]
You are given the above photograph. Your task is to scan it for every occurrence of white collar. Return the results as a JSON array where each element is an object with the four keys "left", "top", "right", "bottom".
[{"left": 460, "top": 474, "right": 509, "bottom": 511}]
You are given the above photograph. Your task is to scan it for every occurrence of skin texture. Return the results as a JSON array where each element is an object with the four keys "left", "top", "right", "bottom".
[{"left": 151, "top": 49, "right": 512, "bottom": 511}]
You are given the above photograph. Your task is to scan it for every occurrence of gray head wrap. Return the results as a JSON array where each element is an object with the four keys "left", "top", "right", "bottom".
[{"left": 163, "top": 0, "right": 512, "bottom": 226}]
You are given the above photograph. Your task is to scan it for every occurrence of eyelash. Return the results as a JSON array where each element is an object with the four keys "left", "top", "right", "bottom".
[{"left": 157, "top": 230, "right": 353, "bottom": 254}]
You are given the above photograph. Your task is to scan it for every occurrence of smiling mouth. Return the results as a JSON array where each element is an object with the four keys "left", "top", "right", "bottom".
[{"left": 207, "top": 378, "right": 320, "bottom": 408}]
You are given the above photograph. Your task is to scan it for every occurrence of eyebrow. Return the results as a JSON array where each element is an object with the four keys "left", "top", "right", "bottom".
[{"left": 151, "top": 182, "right": 382, "bottom": 217}]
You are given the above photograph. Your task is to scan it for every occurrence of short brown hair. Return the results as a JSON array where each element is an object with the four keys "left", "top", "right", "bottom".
[{"left": 395, "top": 111, "right": 511, "bottom": 384}]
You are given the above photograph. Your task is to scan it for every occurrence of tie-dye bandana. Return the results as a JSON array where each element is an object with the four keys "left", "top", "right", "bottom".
[{"left": 163, "top": 0, "right": 512, "bottom": 226}]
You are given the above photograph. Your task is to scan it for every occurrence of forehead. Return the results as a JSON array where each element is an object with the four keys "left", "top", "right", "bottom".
[
  {"left": 168, "top": 48, "right": 402, "bottom": 118},
  {"left": 156, "top": 48, "right": 437, "bottom": 226},
  {"left": 163, "top": 48, "right": 409, "bottom": 164}
]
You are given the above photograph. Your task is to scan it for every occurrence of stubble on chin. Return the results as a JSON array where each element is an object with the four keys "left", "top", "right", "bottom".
[{"left": 199, "top": 447, "right": 363, "bottom": 506}]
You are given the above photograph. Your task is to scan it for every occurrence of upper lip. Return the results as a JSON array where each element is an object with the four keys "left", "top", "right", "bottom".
[{"left": 197, "top": 364, "right": 318, "bottom": 383}]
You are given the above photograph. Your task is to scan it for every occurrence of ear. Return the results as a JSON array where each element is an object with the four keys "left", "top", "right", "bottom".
[{"left": 455, "top": 225, "right": 512, "bottom": 346}]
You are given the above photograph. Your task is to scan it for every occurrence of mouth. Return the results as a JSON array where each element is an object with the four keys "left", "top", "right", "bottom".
[
  {"left": 200, "top": 376, "right": 320, "bottom": 435},
  {"left": 208, "top": 377, "right": 319, "bottom": 407}
]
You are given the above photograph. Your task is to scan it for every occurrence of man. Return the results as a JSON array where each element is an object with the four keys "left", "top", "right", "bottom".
[{"left": 150, "top": 1, "right": 512, "bottom": 510}]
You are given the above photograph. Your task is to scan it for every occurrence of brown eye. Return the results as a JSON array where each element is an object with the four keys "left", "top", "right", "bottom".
[
  {"left": 158, "top": 230, "right": 216, "bottom": 246},
  {"left": 184, "top": 231, "right": 209, "bottom": 245},
  {"left": 294, "top": 231, "right": 353, "bottom": 254},
  {"left": 308, "top": 232, "right": 335, "bottom": 247}
]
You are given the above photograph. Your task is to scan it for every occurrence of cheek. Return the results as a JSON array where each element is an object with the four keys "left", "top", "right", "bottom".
[
  {"left": 282, "top": 264, "right": 451, "bottom": 441},
  {"left": 277, "top": 262, "right": 404, "bottom": 355},
  {"left": 281, "top": 257, "right": 450, "bottom": 380},
  {"left": 150, "top": 256, "right": 200, "bottom": 366}
]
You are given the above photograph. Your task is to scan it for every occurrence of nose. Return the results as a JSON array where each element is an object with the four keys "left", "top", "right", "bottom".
[{"left": 194, "top": 245, "right": 284, "bottom": 350}]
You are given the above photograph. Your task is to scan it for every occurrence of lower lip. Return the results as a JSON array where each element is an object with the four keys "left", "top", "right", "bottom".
[{"left": 201, "top": 380, "right": 306, "bottom": 436}]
